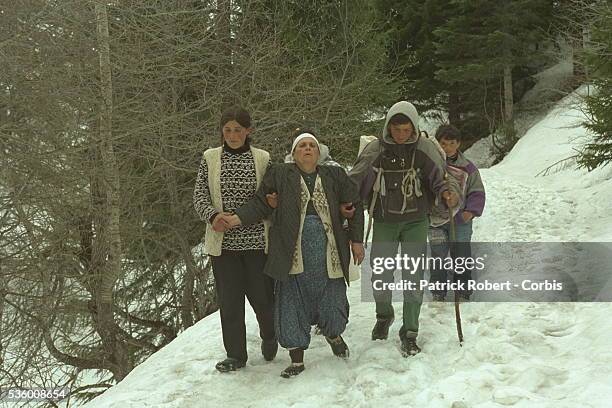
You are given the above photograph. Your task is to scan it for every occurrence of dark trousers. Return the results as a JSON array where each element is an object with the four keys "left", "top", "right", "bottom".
[{"left": 211, "top": 250, "right": 275, "bottom": 362}]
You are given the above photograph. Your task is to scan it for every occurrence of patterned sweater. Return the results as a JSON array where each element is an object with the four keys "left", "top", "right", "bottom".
[
  {"left": 194, "top": 143, "right": 266, "bottom": 251},
  {"left": 447, "top": 151, "right": 486, "bottom": 224}
]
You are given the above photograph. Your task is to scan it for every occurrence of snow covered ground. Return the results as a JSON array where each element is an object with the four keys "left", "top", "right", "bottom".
[{"left": 84, "top": 88, "right": 612, "bottom": 408}]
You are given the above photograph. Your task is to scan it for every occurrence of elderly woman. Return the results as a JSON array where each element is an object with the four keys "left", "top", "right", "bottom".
[{"left": 225, "top": 130, "right": 365, "bottom": 378}]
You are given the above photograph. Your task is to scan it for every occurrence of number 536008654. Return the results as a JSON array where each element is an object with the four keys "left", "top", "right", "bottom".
[{"left": 1, "top": 388, "right": 68, "bottom": 401}]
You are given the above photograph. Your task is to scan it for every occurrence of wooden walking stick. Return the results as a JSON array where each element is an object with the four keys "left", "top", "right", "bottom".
[{"left": 449, "top": 207, "right": 464, "bottom": 345}]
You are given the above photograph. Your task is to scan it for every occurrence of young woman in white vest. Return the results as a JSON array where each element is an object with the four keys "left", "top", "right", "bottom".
[{"left": 193, "top": 106, "right": 277, "bottom": 373}]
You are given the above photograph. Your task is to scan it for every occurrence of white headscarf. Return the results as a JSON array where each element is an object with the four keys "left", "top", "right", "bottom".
[{"left": 291, "top": 133, "right": 320, "bottom": 153}]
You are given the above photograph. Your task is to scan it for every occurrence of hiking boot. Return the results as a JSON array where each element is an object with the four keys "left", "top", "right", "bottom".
[
  {"left": 400, "top": 336, "right": 421, "bottom": 357},
  {"left": 371, "top": 317, "right": 394, "bottom": 340},
  {"left": 280, "top": 363, "right": 305, "bottom": 378},
  {"left": 215, "top": 357, "right": 246, "bottom": 373},
  {"left": 326, "top": 336, "right": 349, "bottom": 358},
  {"left": 261, "top": 339, "right": 278, "bottom": 361}
]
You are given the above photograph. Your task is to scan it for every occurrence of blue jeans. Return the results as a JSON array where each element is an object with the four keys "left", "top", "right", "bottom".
[{"left": 428, "top": 221, "right": 473, "bottom": 298}]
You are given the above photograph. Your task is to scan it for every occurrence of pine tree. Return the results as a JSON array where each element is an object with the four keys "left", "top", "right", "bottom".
[
  {"left": 434, "top": 0, "right": 553, "bottom": 149},
  {"left": 375, "top": 0, "right": 452, "bottom": 117},
  {"left": 232, "top": 0, "right": 397, "bottom": 161},
  {"left": 579, "top": 1, "right": 612, "bottom": 170}
]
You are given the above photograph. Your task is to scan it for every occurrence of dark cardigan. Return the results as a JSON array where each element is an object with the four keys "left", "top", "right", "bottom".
[{"left": 235, "top": 163, "right": 364, "bottom": 283}]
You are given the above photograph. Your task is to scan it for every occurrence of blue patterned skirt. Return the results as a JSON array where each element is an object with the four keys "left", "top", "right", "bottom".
[{"left": 275, "top": 215, "right": 349, "bottom": 349}]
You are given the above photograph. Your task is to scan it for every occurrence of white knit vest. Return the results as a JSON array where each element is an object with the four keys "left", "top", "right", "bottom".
[{"left": 202, "top": 146, "right": 270, "bottom": 256}]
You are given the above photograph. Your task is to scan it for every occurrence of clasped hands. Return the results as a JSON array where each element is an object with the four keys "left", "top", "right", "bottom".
[{"left": 212, "top": 212, "right": 241, "bottom": 232}]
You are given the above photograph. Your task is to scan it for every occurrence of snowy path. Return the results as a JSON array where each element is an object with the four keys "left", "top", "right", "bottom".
[
  {"left": 86, "top": 89, "right": 612, "bottom": 408},
  {"left": 85, "top": 166, "right": 612, "bottom": 408},
  {"left": 84, "top": 294, "right": 612, "bottom": 408},
  {"left": 477, "top": 169, "right": 584, "bottom": 242}
]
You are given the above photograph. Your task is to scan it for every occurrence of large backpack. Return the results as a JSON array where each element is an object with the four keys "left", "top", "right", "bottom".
[
  {"left": 371, "top": 136, "right": 423, "bottom": 217},
  {"left": 359, "top": 133, "right": 465, "bottom": 243},
  {"left": 360, "top": 134, "right": 425, "bottom": 244}
]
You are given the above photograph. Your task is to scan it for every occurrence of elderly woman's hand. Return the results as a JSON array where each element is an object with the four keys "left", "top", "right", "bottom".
[
  {"left": 350, "top": 242, "right": 365, "bottom": 265},
  {"left": 340, "top": 202, "right": 355, "bottom": 219},
  {"left": 265, "top": 192, "right": 278, "bottom": 209}
]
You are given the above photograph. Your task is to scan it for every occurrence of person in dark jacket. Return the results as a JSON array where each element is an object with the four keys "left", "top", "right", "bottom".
[
  {"left": 193, "top": 106, "right": 277, "bottom": 373},
  {"left": 223, "top": 130, "right": 365, "bottom": 378},
  {"left": 349, "top": 101, "right": 458, "bottom": 357}
]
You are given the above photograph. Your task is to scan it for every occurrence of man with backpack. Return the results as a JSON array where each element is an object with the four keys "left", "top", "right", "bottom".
[{"left": 349, "top": 101, "right": 458, "bottom": 356}]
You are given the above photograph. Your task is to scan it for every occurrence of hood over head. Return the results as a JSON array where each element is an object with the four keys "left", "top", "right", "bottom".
[{"left": 382, "top": 101, "right": 420, "bottom": 144}]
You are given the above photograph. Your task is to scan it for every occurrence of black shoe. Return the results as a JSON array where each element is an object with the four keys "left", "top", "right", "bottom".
[
  {"left": 280, "top": 363, "right": 305, "bottom": 378},
  {"left": 326, "top": 336, "right": 349, "bottom": 358},
  {"left": 215, "top": 358, "right": 246, "bottom": 373},
  {"left": 371, "top": 317, "right": 394, "bottom": 340},
  {"left": 261, "top": 339, "right": 278, "bottom": 361},
  {"left": 432, "top": 294, "right": 446, "bottom": 302},
  {"left": 400, "top": 337, "right": 421, "bottom": 357}
]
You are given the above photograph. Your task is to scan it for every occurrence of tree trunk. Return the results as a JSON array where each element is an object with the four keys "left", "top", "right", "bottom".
[
  {"left": 94, "top": 1, "right": 131, "bottom": 381},
  {"left": 448, "top": 90, "right": 460, "bottom": 125},
  {"left": 217, "top": 0, "right": 233, "bottom": 106},
  {"left": 195, "top": 261, "right": 216, "bottom": 321},
  {"left": 0, "top": 282, "right": 5, "bottom": 365},
  {"left": 571, "top": 39, "right": 583, "bottom": 78},
  {"left": 503, "top": 63, "right": 515, "bottom": 138},
  {"left": 217, "top": 0, "right": 231, "bottom": 52},
  {"left": 581, "top": 27, "right": 590, "bottom": 81},
  {"left": 181, "top": 246, "right": 196, "bottom": 329}
]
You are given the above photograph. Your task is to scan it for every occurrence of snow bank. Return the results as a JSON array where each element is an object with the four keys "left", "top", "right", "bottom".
[{"left": 85, "top": 87, "right": 612, "bottom": 408}]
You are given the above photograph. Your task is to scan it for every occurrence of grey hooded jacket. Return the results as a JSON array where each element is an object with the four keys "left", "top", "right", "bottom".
[{"left": 349, "top": 101, "right": 451, "bottom": 224}]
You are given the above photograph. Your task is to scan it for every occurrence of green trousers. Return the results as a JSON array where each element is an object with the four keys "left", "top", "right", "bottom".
[{"left": 370, "top": 217, "right": 428, "bottom": 339}]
